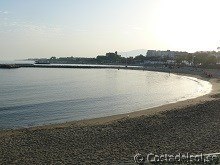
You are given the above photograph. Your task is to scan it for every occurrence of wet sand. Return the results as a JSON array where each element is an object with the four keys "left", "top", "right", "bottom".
[{"left": 0, "top": 67, "right": 219, "bottom": 164}]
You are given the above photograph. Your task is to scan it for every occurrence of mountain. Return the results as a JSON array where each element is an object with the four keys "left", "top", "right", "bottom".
[{"left": 119, "top": 49, "right": 148, "bottom": 57}]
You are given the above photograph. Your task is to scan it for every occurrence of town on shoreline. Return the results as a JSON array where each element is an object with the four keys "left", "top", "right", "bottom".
[
  {"left": 31, "top": 50, "right": 220, "bottom": 66},
  {"left": 28, "top": 50, "right": 220, "bottom": 69},
  {"left": 1, "top": 49, "right": 220, "bottom": 70}
]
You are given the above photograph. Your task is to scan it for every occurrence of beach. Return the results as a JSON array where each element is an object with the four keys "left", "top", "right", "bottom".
[{"left": 0, "top": 67, "right": 219, "bottom": 164}]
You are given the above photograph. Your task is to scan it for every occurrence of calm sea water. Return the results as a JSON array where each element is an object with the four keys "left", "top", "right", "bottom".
[{"left": 0, "top": 68, "right": 212, "bottom": 129}]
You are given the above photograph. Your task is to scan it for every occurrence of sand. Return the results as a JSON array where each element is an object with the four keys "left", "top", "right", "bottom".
[{"left": 0, "top": 67, "right": 219, "bottom": 164}]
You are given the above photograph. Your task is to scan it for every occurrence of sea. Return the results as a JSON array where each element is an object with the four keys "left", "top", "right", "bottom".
[{"left": 0, "top": 65, "right": 212, "bottom": 129}]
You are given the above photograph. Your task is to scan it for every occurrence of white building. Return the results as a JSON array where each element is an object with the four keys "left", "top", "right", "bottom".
[
  {"left": 146, "top": 50, "right": 175, "bottom": 58},
  {"left": 147, "top": 50, "right": 189, "bottom": 58}
]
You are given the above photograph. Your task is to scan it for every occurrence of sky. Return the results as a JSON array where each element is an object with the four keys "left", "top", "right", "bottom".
[{"left": 0, "top": 0, "right": 220, "bottom": 60}]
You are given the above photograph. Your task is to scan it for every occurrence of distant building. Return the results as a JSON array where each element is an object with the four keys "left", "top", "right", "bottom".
[
  {"left": 146, "top": 50, "right": 188, "bottom": 58},
  {"left": 146, "top": 50, "right": 157, "bottom": 57},
  {"left": 147, "top": 50, "right": 175, "bottom": 58},
  {"left": 106, "top": 51, "right": 119, "bottom": 57},
  {"left": 97, "top": 51, "right": 122, "bottom": 64}
]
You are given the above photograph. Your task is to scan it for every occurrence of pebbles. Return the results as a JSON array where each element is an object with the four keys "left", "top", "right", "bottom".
[{"left": 0, "top": 98, "right": 219, "bottom": 164}]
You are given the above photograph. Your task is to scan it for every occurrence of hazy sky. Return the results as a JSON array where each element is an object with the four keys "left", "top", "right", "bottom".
[{"left": 0, "top": 0, "right": 220, "bottom": 60}]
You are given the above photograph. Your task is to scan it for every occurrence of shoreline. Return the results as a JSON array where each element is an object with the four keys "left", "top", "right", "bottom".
[
  {"left": 35, "top": 77, "right": 220, "bottom": 129},
  {"left": 0, "top": 67, "right": 219, "bottom": 164},
  {"left": 0, "top": 67, "right": 219, "bottom": 131}
]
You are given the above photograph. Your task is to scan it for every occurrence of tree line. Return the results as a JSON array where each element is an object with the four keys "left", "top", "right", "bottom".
[{"left": 48, "top": 51, "right": 219, "bottom": 68}]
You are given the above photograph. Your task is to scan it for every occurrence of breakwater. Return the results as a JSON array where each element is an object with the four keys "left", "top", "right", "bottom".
[{"left": 16, "top": 64, "right": 144, "bottom": 70}]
